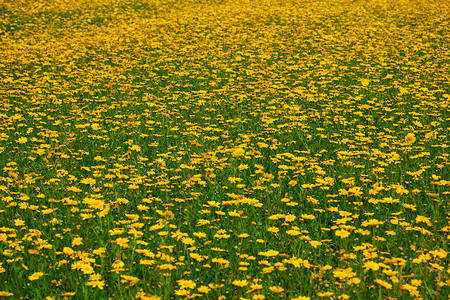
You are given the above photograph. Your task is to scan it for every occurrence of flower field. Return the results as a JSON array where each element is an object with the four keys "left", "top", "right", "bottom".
[{"left": 0, "top": 0, "right": 449, "bottom": 299}]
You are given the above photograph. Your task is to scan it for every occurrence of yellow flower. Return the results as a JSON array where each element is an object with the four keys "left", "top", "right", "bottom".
[
  {"left": 17, "top": 137, "right": 28, "bottom": 144},
  {"left": 71, "top": 237, "right": 83, "bottom": 247},
  {"left": 333, "top": 268, "right": 356, "bottom": 280},
  {"left": 231, "top": 147, "right": 245, "bottom": 157},
  {"left": 363, "top": 261, "right": 380, "bottom": 271},
  {"left": 405, "top": 133, "right": 416, "bottom": 145},
  {"left": 267, "top": 227, "right": 279, "bottom": 233},
  {"left": 28, "top": 272, "right": 44, "bottom": 281},
  {"left": 114, "top": 237, "right": 130, "bottom": 249},
  {"left": 80, "top": 178, "right": 96, "bottom": 185},
  {"left": 120, "top": 275, "right": 140, "bottom": 286},
  {"left": 284, "top": 214, "right": 296, "bottom": 222},
  {"left": 86, "top": 280, "right": 105, "bottom": 289},
  {"left": 177, "top": 279, "right": 196, "bottom": 289},
  {"left": 411, "top": 279, "right": 422, "bottom": 287},
  {"left": 14, "top": 219, "right": 25, "bottom": 227},
  {"left": 288, "top": 180, "right": 297, "bottom": 186},
  {"left": 286, "top": 230, "right": 301, "bottom": 236},
  {"left": 238, "top": 164, "right": 249, "bottom": 170},
  {"left": 317, "top": 292, "right": 334, "bottom": 297},
  {"left": 269, "top": 286, "right": 284, "bottom": 293},
  {"left": 258, "top": 250, "right": 279, "bottom": 257},
  {"left": 346, "top": 277, "right": 361, "bottom": 285},
  {"left": 130, "top": 144, "right": 141, "bottom": 151},
  {"left": 232, "top": 280, "right": 249, "bottom": 287},
  {"left": 0, "top": 291, "right": 14, "bottom": 297},
  {"left": 335, "top": 229, "right": 350, "bottom": 238},
  {"left": 63, "top": 247, "right": 75, "bottom": 256},
  {"left": 309, "top": 241, "right": 322, "bottom": 248},
  {"left": 374, "top": 279, "right": 392, "bottom": 289},
  {"left": 197, "top": 285, "right": 211, "bottom": 293}
]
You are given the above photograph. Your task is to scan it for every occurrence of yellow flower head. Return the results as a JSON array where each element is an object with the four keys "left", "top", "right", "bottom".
[{"left": 405, "top": 133, "right": 416, "bottom": 145}]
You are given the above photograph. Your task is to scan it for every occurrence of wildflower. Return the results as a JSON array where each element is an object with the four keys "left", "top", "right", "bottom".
[
  {"left": 267, "top": 227, "right": 279, "bottom": 233},
  {"left": 362, "top": 219, "right": 384, "bottom": 227},
  {"left": 176, "top": 278, "right": 195, "bottom": 289},
  {"left": 80, "top": 178, "right": 96, "bottom": 185},
  {"left": 114, "top": 237, "right": 130, "bottom": 249},
  {"left": 401, "top": 284, "right": 420, "bottom": 297},
  {"left": 333, "top": 268, "right": 356, "bottom": 280},
  {"left": 14, "top": 219, "right": 25, "bottom": 227},
  {"left": 86, "top": 280, "right": 105, "bottom": 289},
  {"left": 17, "top": 137, "right": 28, "bottom": 144},
  {"left": 415, "top": 215, "right": 432, "bottom": 226},
  {"left": 71, "top": 237, "right": 83, "bottom": 247},
  {"left": 374, "top": 279, "right": 392, "bottom": 290},
  {"left": 130, "top": 145, "right": 141, "bottom": 151},
  {"left": 346, "top": 277, "right": 361, "bottom": 285},
  {"left": 111, "top": 260, "right": 125, "bottom": 273},
  {"left": 286, "top": 229, "right": 301, "bottom": 236},
  {"left": 335, "top": 229, "right": 350, "bottom": 238},
  {"left": 288, "top": 180, "right": 297, "bottom": 186},
  {"left": 0, "top": 291, "right": 14, "bottom": 297},
  {"left": 238, "top": 164, "right": 249, "bottom": 170},
  {"left": 28, "top": 272, "right": 44, "bottom": 281},
  {"left": 284, "top": 214, "right": 296, "bottom": 222},
  {"left": 197, "top": 286, "right": 211, "bottom": 293},
  {"left": 309, "top": 241, "right": 322, "bottom": 248},
  {"left": 269, "top": 286, "right": 284, "bottom": 293},
  {"left": 120, "top": 275, "right": 140, "bottom": 286},
  {"left": 232, "top": 280, "right": 249, "bottom": 287},
  {"left": 405, "top": 133, "right": 416, "bottom": 145},
  {"left": 232, "top": 147, "right": 245, "bottom": 157},
  {"left": 317, "top": 292, "right": 334, "bottom": 297},
  {"left": 258, "top": 250, "right": 279, "bottom": 257},
  {"left": 363, "top": 261, "right": 380, "bottom": 271}
]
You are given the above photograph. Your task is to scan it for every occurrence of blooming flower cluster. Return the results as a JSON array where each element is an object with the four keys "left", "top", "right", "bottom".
[{"left": 0, "top": 0, "right": 449, "bottom": 299}]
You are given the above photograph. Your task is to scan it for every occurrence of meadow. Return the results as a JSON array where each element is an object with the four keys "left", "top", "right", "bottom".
[{"left": 0, "top": 0, "right": 449, "bottom": 299}]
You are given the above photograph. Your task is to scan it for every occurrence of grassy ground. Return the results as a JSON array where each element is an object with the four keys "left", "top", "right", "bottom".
[{"left": 0, "top": 0, "right": 449, "bottom": 299}]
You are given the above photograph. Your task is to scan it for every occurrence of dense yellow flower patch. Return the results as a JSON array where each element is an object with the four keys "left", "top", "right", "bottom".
[{"left": 0, "top": 0, "right": 449, "bottom": 299}]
